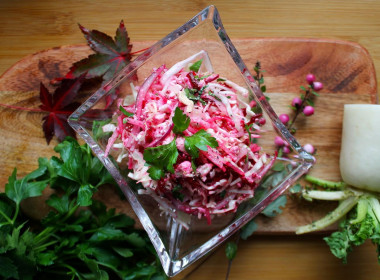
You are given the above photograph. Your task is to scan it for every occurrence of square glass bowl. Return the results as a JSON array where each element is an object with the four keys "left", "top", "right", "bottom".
[{"left": 69, "top": 5, "right": 314, "bottom": 277}]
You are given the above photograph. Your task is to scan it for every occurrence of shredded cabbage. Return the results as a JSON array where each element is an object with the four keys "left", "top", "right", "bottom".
[{"left": 105, "top": 57, "right": 275, "bottom": 225}]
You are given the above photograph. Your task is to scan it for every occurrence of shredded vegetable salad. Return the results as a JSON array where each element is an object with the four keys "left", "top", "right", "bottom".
[{"left": 104, "top": 53, "right": 276, "bottom": 225}]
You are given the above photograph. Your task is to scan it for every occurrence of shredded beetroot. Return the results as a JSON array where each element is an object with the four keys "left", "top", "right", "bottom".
[{"left": 105, "top": 57, "right": 274, "bottom": 224}]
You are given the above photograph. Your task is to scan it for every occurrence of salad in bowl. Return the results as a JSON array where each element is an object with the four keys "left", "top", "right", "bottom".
[{"left": 103, "top": 51, "right": 275, "bottom": 227}]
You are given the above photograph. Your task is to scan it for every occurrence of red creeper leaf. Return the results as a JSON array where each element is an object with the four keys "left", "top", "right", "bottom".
[
  {"left": 39, "top": 75, "right": 85, "bottom": 144},
  {"left": 62, "top": 20, "right": 133, "bottom": 83}
]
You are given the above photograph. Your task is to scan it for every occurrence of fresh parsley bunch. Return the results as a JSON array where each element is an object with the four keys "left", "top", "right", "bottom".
[{"left": 0, "top": 137, "right": 166, "bottom": 280}]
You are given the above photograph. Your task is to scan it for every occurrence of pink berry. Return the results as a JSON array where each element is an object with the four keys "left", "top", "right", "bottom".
[
  {"left": 274, "top": 136, "right": 285, "bottom": 147},
  {"left": 313, "top": 81, "right": 323, "bottom": 91},
  {"left": 303, "top": 105, "right": 314, "bottom": 116},
  {"left": 279, "top": 114, "right": 290, "bottom": 125},
  {"left": 258, "top": 117, "right": 266, "bottom": 125},
  {"left": 283, "top": 146, "right": 291, "bottom": 154},
  {"left": 249, "top": 100, "right": 257, "bottom": 108},
  {"left": 303, "top": 143, "right": 315, "bottom": 154},
  {"left": 306, "top": 74, "right": 316, "bottom": 84},
  {"left": 292, "top": 97, "right": 302, "bottom": 108}
]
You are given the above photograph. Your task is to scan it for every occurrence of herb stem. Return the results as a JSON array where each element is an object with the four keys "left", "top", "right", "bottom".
[
  {"left": 0, "top": 208, "right": 13, "bottom": 225},
  {"left": 59, "top": 264, "right": 82, "bottom": 279},
  {"left": 34, "top": 226, "right": 55, "bottom": 244},
  {"left": 225, "top": 234, "right": 240, "bottom": 280},
  {"left": 305, "top": 175, "right": 348, "bottom": 189},
  {"left": 11, "top": 204, "right": 20, "bottom": 224},
  {"left": 288, "top": 88, "right": 312, "bottom": 131},
  {"left": 62, "top": 204, "right": 80, "bottom": 222},
  {"left": 34, "top": 240, "right": 59, "bottom": 251}
]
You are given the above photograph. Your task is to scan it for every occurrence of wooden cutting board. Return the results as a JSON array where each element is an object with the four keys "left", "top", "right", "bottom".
[{"left": 0, "top": 38, "right": 377, "bottom": 233}]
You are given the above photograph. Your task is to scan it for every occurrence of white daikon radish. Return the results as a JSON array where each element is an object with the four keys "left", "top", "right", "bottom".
[{"left": 340, "top": 104, "right": 380, "bottom": 193}]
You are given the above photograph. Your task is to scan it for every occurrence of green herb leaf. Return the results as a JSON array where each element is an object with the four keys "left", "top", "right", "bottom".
[
  {"left": 37, "top": 251, "right": 56, "bottom": 266},
  {"left": 143, "top": 139, "right": 179, "bottom": 179},
  {"left": 46, "top": 194, "right": 70, "bottom": 214},
  {"left": 77, "top": 184, "right": 95, "bottom": 206},
  {"left": 311, "top": 90, "right": 320, "bottom": 97},
  {"left": 184, "top": 88, "right": 206, "bottom": 105},
  {"left": 225, "top": 242, "right": 238, "bottom": 260},
  {"left": 240, "top": 219, "right": 258, "bottom": 240},
  {"left": 244, "top": 123, "right": 254, "bottom": 144},
  {"left": 189, "top": 59, "right": 202, "bottom": 72},
  {"left": 184, "top": 129, "right": 218, "bottom": 158},
  {"left": 147, "top": 166, "right": 165, "bottom": 180},
  {"left": 184, "top": 88, "right": 198, "bottom": 99},
  {"left": 172, "top": 107, "right": 190, "bottom": 134},
  {"left": 112, "top": 247, "right": 134, "bottom": 258},
  {"left": 119, "top": 105, "right": 134, "bottom": 117},
  {"left": 261, "top": 195, "right": 287, "bottom": 217},
  {"left": 104, "top": 214, "right": 135, "bottom": 229},
  {"left": 272, "top": 162, "right": 285, "bottom": 172},
  {"left": 5, "top": 168, "right": 48, "bottom": 206},
  {"left": 251, "top": 104, "right": 262, "bottom": 114},
  {"left": 289, "top": 183, "right": 302, "bottom": 194}
]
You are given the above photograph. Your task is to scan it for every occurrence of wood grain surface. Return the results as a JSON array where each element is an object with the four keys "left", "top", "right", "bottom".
[
  {"left": 1, "top": 1, "right": 380, "bottom": 279},
  {"left": 0, "top": 39, "right": 377, "bottom": 233}
]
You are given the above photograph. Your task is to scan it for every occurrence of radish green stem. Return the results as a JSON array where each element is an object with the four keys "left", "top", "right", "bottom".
[
  {"left": 368, "top": 196, "right": 380, "bottom": 222},
  {"left": 349, "top": 198, "right": 368, "bottom": 224},
  {"left": 302, "top": 190, "right": 354, "bottom": 201},
  {"left": 296, "top": 196, "right": 360, "bottom": 234},
  {"left": 305, "top": 175, "right": 348, "bottom": 189}
]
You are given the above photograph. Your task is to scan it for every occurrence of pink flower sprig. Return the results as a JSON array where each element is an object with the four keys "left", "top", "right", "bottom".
[
  {"left": 275, "top": 74, "right": 322, "bottom": 156},
  {"left": 280, "top": 74, "right": 323, "bottom": 133}
]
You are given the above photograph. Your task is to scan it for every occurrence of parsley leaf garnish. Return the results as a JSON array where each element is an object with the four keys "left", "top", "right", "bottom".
[
  {"left": 184, "top": 88, "right": 206, "bottom": 105},
  {"left": 172, "top": 107, "right": 190, "bottom": 134},
  {"left": 143, "top": 139, "right": 179, "bottom": 180},
  {"left": 189, "top": 59, "right": 202, "bottom": 72},
  {"left": 119, "top": 105, "right": 134, "bottom": 117},
  {"left": 184, "top": 129, "right": 219, "bottom": 158}
]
